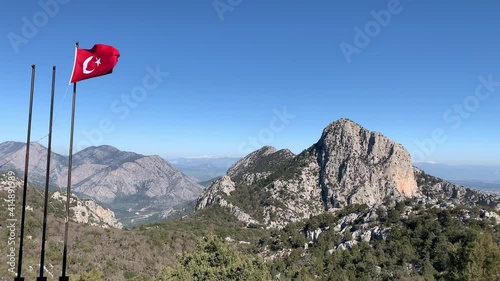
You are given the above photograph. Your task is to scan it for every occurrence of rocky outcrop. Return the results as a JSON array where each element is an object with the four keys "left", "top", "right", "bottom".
[
  {"left": 196, "top": 176, "right": 259, "bottom": 225},
  {"left": 245, "top": 119, "right": 419, "bottom": 226},
  {"left": 197, "top": 176, "right": 236, "bottom": 209},
  {"left": 321, "top": 202, "right": 497, "bottom": 255},
  {"left": 262, "top": 154, "right": 325, "bottom": 228},
  {"left": 51, "top": 191, "right": 122, "bottom": 229},
  {"left": 198, "top": 176, "right": 235, "bottom": 206},
  {"left": 227, "top": 146, "right": 277, "bottom": 177},
  {"left": 227, "top": 146, "right": 295, "bottom": 185},
  {"left": 315, "top": 118, "right": 417, "bottom": 209},
  {"left": 0, "top": 173, "right": 121, "bottom": 229},
  {"left": 415, "top": 168, "right": 500, "bottom": 210}
]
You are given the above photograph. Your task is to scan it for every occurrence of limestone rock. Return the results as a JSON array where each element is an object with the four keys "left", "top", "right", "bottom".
[
  {"left": 51, "top": 191, "right": 122, "bottom": 229},
  {"left": 316, "top": 119, "right": 417, "bottom": 209},
  {"left": 415, "top": 168, "right": 500, "bottom": 210},
  {"left": 196, "top": 176, "right": 259, "bottom": 225},
  {"left": 227, "top": 146, "right": 295, "bottom": 185}
]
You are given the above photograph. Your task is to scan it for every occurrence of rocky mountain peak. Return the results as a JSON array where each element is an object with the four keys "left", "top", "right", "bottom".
[
  {"left": 315, "top": 118, "right": 418, "bottom": 209},
  {"left": 0, "top": 141, "right": 25, "bottom": 153},
  {"left": 74, "top": 145, "right": 142, "bottom": 166},
  {"left": 1, "top": 141, "right": 47, "bottom": 156},
  {"left": 197, "top": 118, "right": 488, "bottom": 228},
  {"left": 228, "top": 146, "right": 277, "bottom": 175},
  {"left": 80, "top": 145, "right": 121, "bottom": 156},
  {"left": 227, "top": 146, "right": 295, "bottom": 185}
]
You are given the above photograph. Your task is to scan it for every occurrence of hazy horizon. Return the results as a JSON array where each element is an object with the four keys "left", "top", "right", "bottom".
[{"left": 3, "top": 139, "right": 500, "bottom": 167}]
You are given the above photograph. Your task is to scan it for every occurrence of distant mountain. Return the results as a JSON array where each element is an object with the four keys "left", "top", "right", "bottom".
[
  {"left": 0, "top": 141, "right": 68, "bottom": 189},
  {"left": 448, "top": 180, "right": 500, "bottom": 195},
  {"left": 169, "top": 157, "right": 240, "bottom": 182},
  {"left": 197, "top": 119, "right": 500, "bottom": 228},
  {"left": 0, "top": 142, "right": 203, "bottom": 226}
]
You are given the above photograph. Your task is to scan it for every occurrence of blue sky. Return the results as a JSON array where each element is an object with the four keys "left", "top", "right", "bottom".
[{"left": 1, "top": 0, "right": 499, "bottom": 164}]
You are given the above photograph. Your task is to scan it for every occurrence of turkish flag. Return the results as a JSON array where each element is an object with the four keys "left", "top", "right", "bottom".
[{"left": 69, "top": 44, "right": 120, "bottom": 83}]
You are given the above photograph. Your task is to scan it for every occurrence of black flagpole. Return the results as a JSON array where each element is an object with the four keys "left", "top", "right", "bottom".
[
  {"left": 60, "top": 42, "right": 78, "bottom": 281},
  {"left": 15, "top": 65, "right": 36, "bottom": 281},
  {"left": 37, "top": 66, "right": 56, "bottom": 281}
]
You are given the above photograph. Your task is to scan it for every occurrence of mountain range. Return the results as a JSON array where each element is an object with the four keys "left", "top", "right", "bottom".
[
  {"left": 2, "top": 119, "right": 499, "bottom": 229},
  {"left": 197, "top": 118, "right": 500, "bottom": 228},
  {"left": 0, "top": 142, "right": 203, "bottom": 226}
]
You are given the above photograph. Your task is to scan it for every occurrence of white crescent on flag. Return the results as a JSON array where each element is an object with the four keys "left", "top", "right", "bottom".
[{"left": 83, "top": 56, "right": 95, "bottom": 74}]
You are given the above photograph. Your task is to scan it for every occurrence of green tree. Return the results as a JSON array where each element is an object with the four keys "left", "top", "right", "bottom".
[
  {"left": 158, "top": 235, "right": 272, "bottom": 281},
  {"left": 422, "top": 254, "right": 436, "bottom": 281},
  {"left": 344, "top": 229, "right": 352, "bottom": 241},
  {"left": 465, "top": 232, "right": 500, "bottom": 281},
  {"left": 74, "top": 269, "right": 104, "bottom": 281}
]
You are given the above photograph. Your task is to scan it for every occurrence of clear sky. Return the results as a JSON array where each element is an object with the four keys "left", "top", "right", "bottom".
[{"left": 1, "top": 0, "right": 499, "bottom": 165}]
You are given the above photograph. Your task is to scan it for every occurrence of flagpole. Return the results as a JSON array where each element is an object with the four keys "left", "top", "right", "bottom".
[
  {"left": 60, "top": 43, "right": 78, "bottom": 281},
  {"left": 15, "top": 65, "right": 36, "bottom": 281},
  {"left": 37, "top": 66, "right": 56, "bottom": 281}
]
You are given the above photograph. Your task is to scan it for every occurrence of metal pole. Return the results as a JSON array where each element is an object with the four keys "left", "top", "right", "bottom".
[
  {"left": 14, "top": 65, "right": 36, "bottom": 281},
  {"left": 60, "top": 82, "right": 76, "bottom": 281},
  {"left": 37, "top": 66, "right": 56, "bottom": 281},
  {"left": 60, "top": 41, "right": 78, "bottom": 281}
]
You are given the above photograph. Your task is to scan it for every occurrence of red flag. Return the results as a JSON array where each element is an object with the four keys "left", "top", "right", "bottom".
[{"left": 69, "top": 44, "right": 120, "bottom": 83}]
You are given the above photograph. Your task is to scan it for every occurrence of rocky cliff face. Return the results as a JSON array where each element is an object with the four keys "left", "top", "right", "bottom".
[
  {"left": 197, "top": 119, "right": 500, "bottom": 228},
  {"left": 197, "top": 176, "right": 260, "bottom": 225},
  {"left": 0, "top": 143, "right": 203, "bottom": 223},
  {"left": 315, "top": 118, "right": 417, "bottom": 209},
  {"left": 51, "top": 191, "right": 123, "bottom": 229},
  {"left": 0, "top": 173, "right": 122, "bottom": 228}
]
